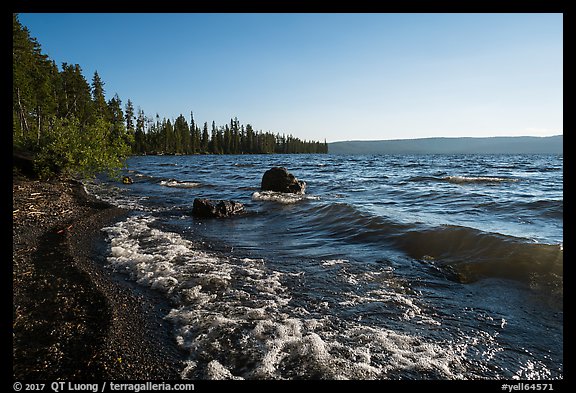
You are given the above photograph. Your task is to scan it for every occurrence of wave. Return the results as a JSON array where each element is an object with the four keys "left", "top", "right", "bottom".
[
  {"left": 304, "top": 203, "right": 562, "bottom": 291},
  {"left": 159, "top": 179, "right": 202, "bottom": 188},
  {"left": 101, "top": 215, "right": 478, "bottom": 379},
  {"left": 406, "top": 175, "right": 439, "bottom": 183},
  {"left": 407, "top": 175, "right": 519, "bottom": 184},
  {"left": 476, "top": 199, "right": 563, "bottom": 220},
  {"left": 83, "top": 180, "right": 151, "bottom": 211},
  {"left": 252, "top": 191, "right": 320, "bottom": 204},
  {"left": 521, "top": 199, "right": 563, "bottom": 219},
  {"left": 443, "top": 176, "right": 519, "bottom": 184},
  {"left": 304, "top": 203, "right": 410, "bottom": 244},
  {"left": 395, "top": 226, "right": 562, "bottom": 288},
  {"left": 122, "top": 172, "right": 203, "bottom": 189}
]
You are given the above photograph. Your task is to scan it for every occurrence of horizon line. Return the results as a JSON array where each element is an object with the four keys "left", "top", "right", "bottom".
[{"left": 329, "top": 134, "right": 563, "bottom": 144}]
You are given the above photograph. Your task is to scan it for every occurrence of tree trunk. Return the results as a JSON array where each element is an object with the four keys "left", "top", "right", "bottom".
[
  {"left": 37, "top": 107, "right": 41, "bottom": 145},
  {"left": 16, "top": 88, "right": 30, "bottom": 137}
]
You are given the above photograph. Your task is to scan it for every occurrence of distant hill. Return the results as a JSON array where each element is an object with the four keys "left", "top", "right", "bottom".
[{"left": 328, "top": 135, "right": 563, "bottom": 155}]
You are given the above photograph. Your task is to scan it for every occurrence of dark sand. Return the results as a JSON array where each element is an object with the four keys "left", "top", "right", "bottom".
[{"left": 13, "top": 174, "right": 185, "bottom": 380}]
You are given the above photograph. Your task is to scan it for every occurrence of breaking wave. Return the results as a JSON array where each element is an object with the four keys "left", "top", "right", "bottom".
[
  {"left": 159, "top": 179, "right": 202, "bottom": 188},
  {"left": 91, "top": 153, "right": 563, "bottom": 380},
  {"left": 252, "top": 191, "right": 320, "bottom": 204},
  {"left": 101, "top": 214, "right": 502, "bottom": 380}
]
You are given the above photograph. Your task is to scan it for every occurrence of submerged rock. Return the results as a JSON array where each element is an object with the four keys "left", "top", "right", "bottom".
[
  {"left": 192, "top": 198, "right": 245, "bottom": 218},
  {"left": 261, "top": 167, "right": 306, "bottom": 194},
  {"left": 122, "top": 176, "right": 134, "bottom": 184}
]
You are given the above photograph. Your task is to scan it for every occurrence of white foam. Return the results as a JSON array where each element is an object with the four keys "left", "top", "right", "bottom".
[
  {"left": 321, "top": 259, "right": 349, "bottom": 266},
  {"left": 102, "top": 214, "right": 501, "bottom": 380},
  {"left": 338, "top": 288, "right": 441, "bottom": 326},
  {"left": 444, "top": 176, "right": 519, "bottom": 184},
  {"left": 252, "top": 191, "right": 319, "bottom": 204},
  {"left": 83, "top": 180, "right": 155, "bottom": 211},
  {"left": 102, "top": 215, "right": 225, "bottom": 299},
  {"left": 159, "top": 179, "right": 201, "bottom": 188},
  {"left": 512, "top": 359, "right": 553, "bottom": 380},
  {"left": 206, "top": 360, "right": 245, "bottom": 380}
]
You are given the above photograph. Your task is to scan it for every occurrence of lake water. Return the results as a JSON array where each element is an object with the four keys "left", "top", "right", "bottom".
[{"left": 85, "top": 153, "right": 563, "bottom": 380}]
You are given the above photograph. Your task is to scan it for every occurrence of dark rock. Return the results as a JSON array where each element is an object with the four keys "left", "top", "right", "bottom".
[
  {"left": 13, "top": 149, "right": 37, "bottom": 178},
  {"left": 122, "top": 176, "right": 134, "bottom": 184},
  {"left": 192, "top": 198, "right": 245, "bottom": 218},
  {"left": 261, "top": 167, "right": 306, "bottom": 194}
]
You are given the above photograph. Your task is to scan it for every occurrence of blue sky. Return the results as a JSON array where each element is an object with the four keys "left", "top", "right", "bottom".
[{"left": 18, "top": 13, "right": 563, "bottom": 142}]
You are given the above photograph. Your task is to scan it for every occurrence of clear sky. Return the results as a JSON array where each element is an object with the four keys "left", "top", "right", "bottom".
[{"left": 18, "top": 13, "right": 563, "bottom": 143}]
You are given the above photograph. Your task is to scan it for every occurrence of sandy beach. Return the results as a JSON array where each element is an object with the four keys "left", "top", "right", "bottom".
[{"left": 12, "top": 174, "right": 184, "bottom": 380}]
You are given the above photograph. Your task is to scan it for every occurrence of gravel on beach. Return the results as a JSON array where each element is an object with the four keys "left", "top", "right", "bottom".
[{"left": 12, "top": 174, "right": 185, "bottom": 380}]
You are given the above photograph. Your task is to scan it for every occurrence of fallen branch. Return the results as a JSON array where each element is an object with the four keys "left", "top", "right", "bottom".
[{"left": 57, "top": 224, "right": 73, "bottom": 234}]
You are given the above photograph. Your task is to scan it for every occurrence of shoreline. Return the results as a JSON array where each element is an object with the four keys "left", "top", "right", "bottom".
[{"left": 13, "top": 174, "right": 184, "bottom": 380}]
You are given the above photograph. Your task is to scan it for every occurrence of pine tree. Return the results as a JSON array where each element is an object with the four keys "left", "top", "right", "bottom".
[
  {"left": 201, "top": 122, "right": 209, "bottom": 153},
  {"left": 57, "top": 63, "right": 93, "bottom": 124},
  {"left": 125, "top": 99, "right": 135, "bottom": 133},
  {"left": 91, "top": 71, "right": 108, "bottom": 120},
  {"left": 223, "top": 124, "right": 231, "bottom": 154},
  {"left": 162, "top": 118, "right": 174, "bottom": 154},
  {"left": 133, "top": 107, "right": 146, "bottom": 154},
  {"left": 174, "top": 114, "right": 189, "bottom": 154},
  {"left": 189, "top": 112, "right": 201, "bottom": 154},
  {"left": 210, "top": 120, "right": 218, "bottom": 154},
  {"left": 107, "top": 94, "right": 126, "bottom": 144},
  {"left": 12, "top": 14, "right": 133, "bottom": 179},
  {"left": 13, "top": 14, "right": 59, "bottom": 148},
  {"left": 245, "top": 124, "right": 255, "bottom": 153}
]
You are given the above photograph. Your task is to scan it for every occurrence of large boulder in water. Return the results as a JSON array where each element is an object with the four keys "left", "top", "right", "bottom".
[
  {"left": 192, "top": 198, "right": 245, "bottom": 218},
  {"left": 261, "top": 167, "right": 306, "bottom": 194}
]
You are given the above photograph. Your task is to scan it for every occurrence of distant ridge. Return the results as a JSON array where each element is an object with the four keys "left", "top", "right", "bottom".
[{"left": 328, "top": 135, "right": 563, "bottom": 155}]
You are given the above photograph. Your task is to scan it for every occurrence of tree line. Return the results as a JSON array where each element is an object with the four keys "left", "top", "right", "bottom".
[
  {"left": 133, "top": 113, "right": 327, "bottom": 156},
  {"left": 13, "top": 14, "right": 326, "bottom": 179}
]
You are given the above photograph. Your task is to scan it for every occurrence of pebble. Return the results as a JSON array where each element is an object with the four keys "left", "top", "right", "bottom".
[{"left": 13, "top": 175, "right": 184, "bottom": 380}]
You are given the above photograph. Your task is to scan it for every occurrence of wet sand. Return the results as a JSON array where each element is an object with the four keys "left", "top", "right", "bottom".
[{"left": 12, "top": 174, "right": 184, "bottom": 380}]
